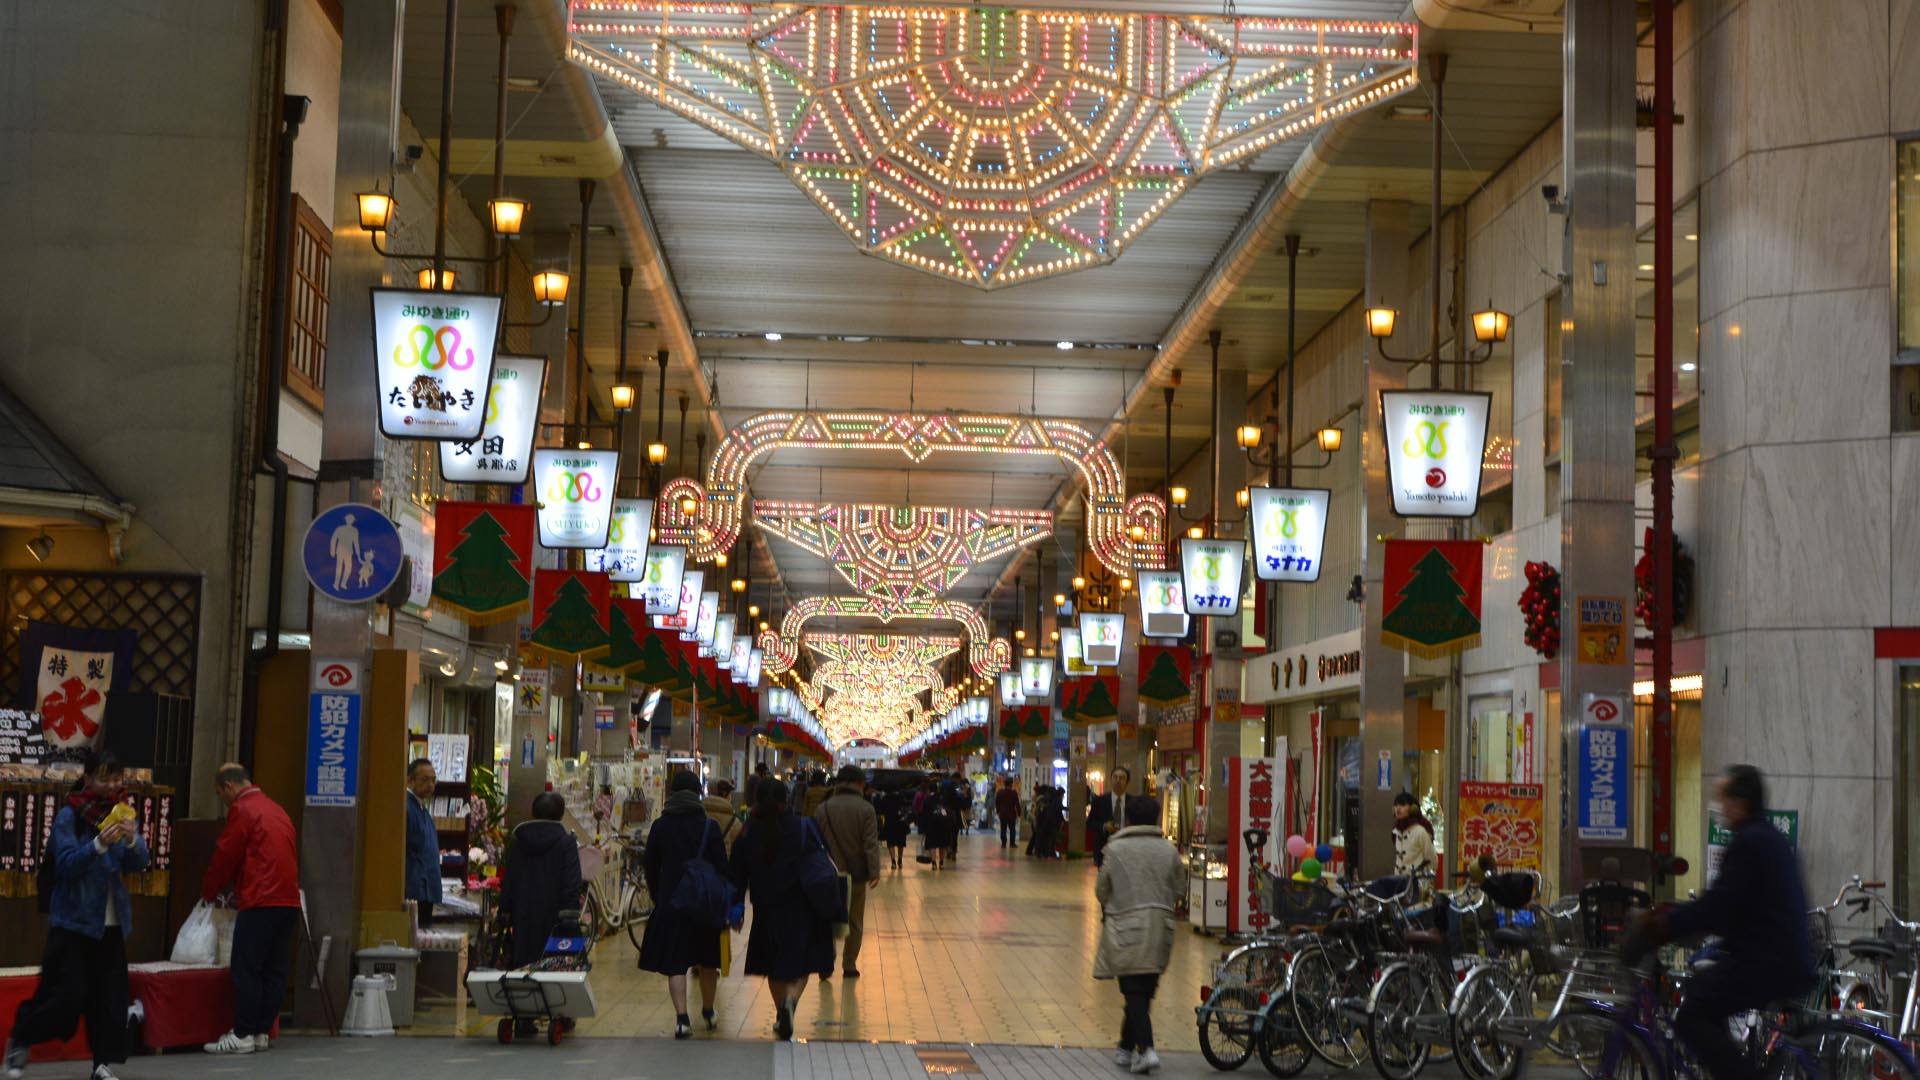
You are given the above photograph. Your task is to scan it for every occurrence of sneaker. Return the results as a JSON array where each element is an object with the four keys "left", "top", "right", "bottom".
[
  {"left": 1113, "top": 1047, "right": 1133, "bottom": 1067},
  {"left": 91, "top": 1067, "right": 118, "bottom": 1080},
  {"left": 203, "top": 1032, "right": 254, "bottom": 1056},
  {"left": 252, "top": 1035, "right": 270, "bottom": 1052},
  {"left": 1129, "top": 1049, "right": 1161, "bottom": 1075},
  {"left": 5, "top": 1037, "right": 26, "bottom": 1080}
]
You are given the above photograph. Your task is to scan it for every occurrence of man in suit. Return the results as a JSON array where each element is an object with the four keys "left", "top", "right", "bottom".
[{"left": 1088, "top": 765, "right": 1134, "bottom": 867}]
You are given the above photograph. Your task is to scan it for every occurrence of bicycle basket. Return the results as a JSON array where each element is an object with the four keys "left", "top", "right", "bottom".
[
  {"left": 1269, "top": 875, "right": 1340, "bottom": 925},
  {"left": 1484, "top": 872, "right": 1537, "bottom": 911}
]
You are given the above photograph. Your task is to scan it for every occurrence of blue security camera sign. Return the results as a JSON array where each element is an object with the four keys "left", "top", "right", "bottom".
[{"left": 303, "top": 503, "right": 404, "bottom": 604}]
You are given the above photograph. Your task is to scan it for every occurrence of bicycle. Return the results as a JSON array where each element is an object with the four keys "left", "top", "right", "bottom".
[
  {"left": 578, "top": 831, "right": 651, "bottom": 950},
  {"left": 1290, "top": 876, "right": 1418, "bottom": 1070},
  {"left": 1806, "top": 876, "right": 1920, "bottom": 1054}
]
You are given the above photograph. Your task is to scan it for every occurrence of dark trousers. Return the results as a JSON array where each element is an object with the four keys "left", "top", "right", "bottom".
[
  {"left": 230, "top": 907, "right": 299, "bottom": 1038},
  {"left": 1674, "top": 965, "right": 1771, "bottom": 1080},
  {"left": 999, "top": 818, "right": 1017, "bottom": 847},
  {"left": 1118, "top": 973, "right": 1160, "bottom": 1052},
  {"left": 11, "top": 928, "right": 129, "bottom": 1067}
]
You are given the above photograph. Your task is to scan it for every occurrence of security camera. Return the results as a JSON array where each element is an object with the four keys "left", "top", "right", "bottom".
[{"left": 1540, "top": 183, "right": 1558, "bottom": 202}]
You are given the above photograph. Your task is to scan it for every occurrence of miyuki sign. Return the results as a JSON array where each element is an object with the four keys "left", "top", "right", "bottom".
[
  {"left": 1379, "top": 390, "right": 1492, "bottom": 518},
  {"left": 640, "top": 547, "right": 688, "bottom": 616},
  {"left": 1079, "top": 612, "right": 1125, "bottom": 666},
  {"left": 438, "top": 355, "right": 544, "bottom": 483},
  {"left": 371, "top": 289, "right": 503, "bottom": 440},
  {"left": 1180, "top": 537, "right": 1247, "bottom": 617},
  {"left": 532, "top": 448, "right": 619, "bottom": 548},
  {"left": 1249, "top": 487, "right": 1330, "bottom": 583},
  {"left": 587, "top": 499, "right": 654, "bottom": 582},
  {"left": 1137, "top": 570, "right": 1190, "bottom": 638}
]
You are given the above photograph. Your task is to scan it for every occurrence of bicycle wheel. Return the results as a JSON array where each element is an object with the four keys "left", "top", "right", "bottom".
[
  {"left": 1258, "top": 998, "right": 1313, "bottom": 1078},
  {"left": 1552, "top": 1002, "right": 1660, "bottom": 1080},
  {"left": 1293, "top": 945, "right": 1368, "bottom": 1069},
  {"left": 578, "top": 891, "right": 603, "bottom": 940},
  {"left": 1451, "top": 965, "right": 1522, "bottom": 1080},
  {"left": 1369, "top": 964, "right": 1441, "bottom": 1080},
  {"left": 1768, "top": 1020, "right": 1919, "bottom": 1080},
  {"left": 1200, "top": 987, "right": 1260, "bottom": 1070},
  {"left": 624, "top": 886, "right": 649, "bottom": 952}
]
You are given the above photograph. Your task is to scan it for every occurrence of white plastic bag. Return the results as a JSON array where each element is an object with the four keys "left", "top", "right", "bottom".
[{"left": 171, "top": 900, "right": 217, "bottom": 966}]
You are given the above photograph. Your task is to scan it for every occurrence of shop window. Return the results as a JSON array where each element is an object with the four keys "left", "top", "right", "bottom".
[
  {"left": 286, "top": 194, "right": 329, "bottom": 410},
  {"left": 1895, "top": 141, "right": 1920, "bottom": 431}
]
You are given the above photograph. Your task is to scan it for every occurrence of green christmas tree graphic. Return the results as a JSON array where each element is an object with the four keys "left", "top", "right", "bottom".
[
  {"left": 1020, "top": 707, "right": 1048, "bottom": 739},
  {"left": 1077, "top": 677, "right": 1119, "bottom": 722},
  {"left": 632, "top": 629, "right": 682, "bottom": 694},
  {"left": 599, "top": 603, "right": 646, "bottom": 671},
  {"left": 1381, "top": 547, "right": 1482, "bottom": 658},
  {"left": 436, "top": 510, "right": 528, "bottom": 615},
  {"left": 531, "top": 575, "right": 607, "bottom": 656},
  {"left": 999, "top": 715, "right": 1023, "bottom": 741},
  {"left": 1138, "top": 651, "right": 1191, "bottom": 708}
]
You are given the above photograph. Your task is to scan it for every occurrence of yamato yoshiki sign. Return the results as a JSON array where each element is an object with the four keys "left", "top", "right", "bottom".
[{"left": 1379, "top": 390, "right": 1493, "bottom": 518}]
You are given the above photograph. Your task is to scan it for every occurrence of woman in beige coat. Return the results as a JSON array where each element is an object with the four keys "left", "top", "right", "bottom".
[{"left": 1093, "top": 796, "right": 1183, "bottom": 1075}]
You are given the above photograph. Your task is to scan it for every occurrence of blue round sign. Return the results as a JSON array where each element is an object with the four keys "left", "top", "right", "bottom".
[{"left": 303, "top": 502, "right": 405, "bottom": 603}]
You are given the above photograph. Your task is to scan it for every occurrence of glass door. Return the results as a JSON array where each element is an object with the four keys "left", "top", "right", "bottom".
[{"left": 1898, "top": 667, "right": 1920, "bottom": 915}]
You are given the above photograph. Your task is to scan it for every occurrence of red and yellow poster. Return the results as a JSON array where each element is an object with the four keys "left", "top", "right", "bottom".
[{"left": 1457, "top": 781, "right": 1544, "bottom": 872}]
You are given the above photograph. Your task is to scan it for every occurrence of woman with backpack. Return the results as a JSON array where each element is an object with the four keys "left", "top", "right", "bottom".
[
  {"left": 727, "top": 778, "right": 835, "bottom": 1040},
  {"left": 638, "top": 770, "right": 729, "bottom": 1039},
  {"left": 5, "top": 751, "right": 150, "bottom": 1080}
]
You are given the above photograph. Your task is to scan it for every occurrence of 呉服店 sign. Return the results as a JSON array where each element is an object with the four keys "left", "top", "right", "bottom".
[
  {"left": 1180, "top": 537, "right": 1247, "bottom": 617},
  {"left": 1249, "top": 487, "right": 1330, "bottom": 583},
  {"left": 372, "top": 289, "right": 504, "bottom": 440},
  {"left": 1137, "top": 570, "right": 1190, "bottom": 638},
  {"left": 1079, "top": 611, "right": 1125, "bottom": 666},
  {"left": 587, "top": 499, "right": 654, "bottom": 582},
  {"left": 1379, "top": 389, "right": 1492, "bottom": 518},
  {"left": 438, "top": 355, "right": 545, "bottom": 483},
  {"left": 640, "top": 547, "right": 688, "bottom": 616},
  {"left": 532, "top": 448, "right": 620, "bottom": 548}
]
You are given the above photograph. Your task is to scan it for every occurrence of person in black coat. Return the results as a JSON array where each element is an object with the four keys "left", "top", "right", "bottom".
[
  {"left": 639, "top": 770, "right": 729, "bottom": 1038},
  {"left": 727, "top": 778, "right": 834, "bottom": 1041},
  {"left": 500, "top": 792, "right": 584, "bottom": 972},
  {"left": 1032, "top": 785, "right": 1064, "bottom": 860},
  {"left": 1627, "top": 765, "right": 1812, "bottom": 1080},
  {"left": 877, "top": 788, "right": 911, "bottom": 869}
]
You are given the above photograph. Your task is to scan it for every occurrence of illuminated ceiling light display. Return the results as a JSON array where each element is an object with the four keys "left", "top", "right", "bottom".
[
  {"left": 756, "top": 594, "right": 1011, "bottom": 678},
  {"left": 570, "top": 4, "right": 1418, "bottom": 286},
  {"left": 654, "top": 410, "right": 1166, "bottom": 575},
  {"left": 789, "top": 632, "right": 965, "bottom": 746},
  {"left": 756, "top": 501, "right": 1051, "bottom": 606}
]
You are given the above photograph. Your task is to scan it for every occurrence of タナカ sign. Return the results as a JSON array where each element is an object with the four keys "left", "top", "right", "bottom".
[
  {"left": 438, "top": 355, "right": 545, "bottom": 483},
  {"left": 372, "top": 289, "right": 503, "bottom": 440},
  {"left": 1379, "top": 390, "right": 1492, "bottom": 518},
  {"left": 1249, "top": 487, "right": 1330, "bottom": 583},
  {"left": 1180, "top": 537, "right": 1247, "bottom": 617},
  {"left": 532, "top": 448, "right": 620, "bottom": 548}
]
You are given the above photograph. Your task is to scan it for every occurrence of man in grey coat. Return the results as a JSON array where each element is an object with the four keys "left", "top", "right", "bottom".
[
  {"left": 814, "top": 766, "right": 884, "bottom": 978},
  {"left": 1093, "top": 796, "right": 1183, "bottom": 1075}
]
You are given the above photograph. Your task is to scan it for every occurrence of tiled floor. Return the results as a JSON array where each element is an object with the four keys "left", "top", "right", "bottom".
[{"left": 416, "top": 832, "right": 1215, "bottom": 1049}]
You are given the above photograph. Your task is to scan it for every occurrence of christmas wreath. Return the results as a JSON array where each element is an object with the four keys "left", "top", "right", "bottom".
[
  {"left": 1520, "top": 560, "right": 1561, "bottom": 659},
  {"left": 1634, "top": 528, "right": 1695, "bottom": 627}
]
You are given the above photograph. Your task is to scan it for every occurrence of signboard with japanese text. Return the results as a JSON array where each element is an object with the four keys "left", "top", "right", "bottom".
[
  {"left": 514, "top": 668, "right": 548, "bottom": 717},
  {"left": 1138, "top": 570, "right": 1190, "bottom": 638},
  {"left": 1060, "top": 628, "right": 1093, "bottom": 676},
  {"left": 1576, "top": 595, "right": 1629, "bottom": 666},
  {"left": 999, "top": 671, "right": 1027, "bottom": 708},
  {"left": 1180, "top": 537, "right": 1247, "bottom": 617},
  {"left": 1079, "top": 612, "right": 1125, "bottom": 666},
  {"left": 658, "top": 570, "right": 704, "bottom": 633},
  {"left": 1225, "top": 747, "right": 1290, "bottom": 934},
  {"left": 371, "top": 288, "right": 503, "bottom": 440},
  {"left": 712, "top": 614, "right": 736, "bottom": 665},
  {"left": 587, "top": 499, "right": 654, "bottom": 583},
  {"left": 1249, "top": 487, "right": 1331, "bottom": 582},
  {"left": 437, "top": 355, "right": 544, "bottom": 483},
  {"left": 641, "top": 548, "right": 689, "bottom": 617},
  {"left": 693, "top": 591, "right": 720, "bottom": 650},
  {"left": 532, "top": 448, "right": 620, "bottom": 549},
  {"left": 581, "top": 665, "right": 626, "bottom": 694},
  {"left": 305, "top": 691, "right": 361, "bottom": 807},
  {"left": 1379, "top": 389, "right": 1492, "bottom": 518},
  {"left": 1576, "top": 692, "right": 1630, "bottom": 841},
  {"left": 730, "top": 639, "right": 752, "bottom": 683},
  {"left": 746, "top": 648, "right": 763, "bottom": 688},
  {"left": 1707, "top": 808, "right": 1798, "bottom": 882},
  {"left": 1019, "top": 656, "right": 1055, "bottom": 699},
  {"left": 396, "top": 505, "right": 434, "bottom": 612},
  {"left": 1457, "top": 781, "right": 1544, "bottom": 871}
]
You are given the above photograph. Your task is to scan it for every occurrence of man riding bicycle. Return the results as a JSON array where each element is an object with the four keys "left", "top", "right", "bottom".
[{"left": 1627, "top": 764, "right": 1814, "bottom": 1080}]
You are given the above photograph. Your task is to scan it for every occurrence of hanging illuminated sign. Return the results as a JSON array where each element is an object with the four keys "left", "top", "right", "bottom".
[
  {"left": 730, "top": 638, "right": 752, "bottom": 683},
  {"left": 658, "top": 569, "right": 703, "bottom": 631},
  {"left": 769, "top": 687, "right": 793, "bottom": 717},
  {"left": 1249, "top": 487, "right": 1331, "bottom": 583},
  {"left": 712, "top": 614, "right": 736, "bottom": 665},
  {"left": 1079, "top": 612, "right": 1126, "bottom": 666},
  {"left": 532, "top": 448, "right": 620, "bottom": 548},
  {"left": 438, "top": 355, "right": 544, "bottom": 483},
  {"left": 639, "top": 546, "right": 688, "bottom": 616},
  {"left": 747, "top": 648, "right": 763, "bottom": 688},
  {"left": 587, "top": 499, "right": 653, "bottom": 582},
  {"left": 371, "top": 288, "right": 503, "bottom": 440},
  {"left": 1138, "top": 570, "right": 1190, "bottom": 638},
  {"left": 1019, "top": 656, "right": 1055, "bottom": 698},
  {"left": 999, "top": 671, "right": 1027, "bottom": 707},
  {"left": 694, "top": 591, "right": 720, "bottom": 650},
  {"left": 1181, "top": 537, "right": 1248, "bottom": 617},
  {"left": 1379, "top": 389, "right": 1493, "bottom": 518},
  {"left": 1060, "top": 627, "right": 1093, "bottom": 676}
]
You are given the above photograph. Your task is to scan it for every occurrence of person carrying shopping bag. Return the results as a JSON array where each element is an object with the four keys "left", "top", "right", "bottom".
[
  {"left": 5, "top": 751, "right": 150, "bottom": 1080},
  {"left": 727, "top": 778, "right": 835, "bottom": 1041},
  {"left": 1093, "top": 796, "right": 1182, "bottom": 1076}
]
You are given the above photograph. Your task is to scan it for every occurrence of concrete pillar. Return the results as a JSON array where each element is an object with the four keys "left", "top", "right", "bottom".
[
  {"left": 1203, "top": 362, "right": 1249, "bottom": 847},
  {"left": 1356, "top": 200, "right": 1413, "bottom": 879},
  {"left": 1556, "top": 0, "right": 1639, "bottom": 890}
]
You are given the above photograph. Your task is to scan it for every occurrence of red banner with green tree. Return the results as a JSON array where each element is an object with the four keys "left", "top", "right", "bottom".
[
  {"left": 528, "top": 569, "right": 612, "bottom": 660},
  {"left": 1380, "top": 540, "right": 1484, "bottom": 659},
  {"left": 1137, "top": 645, "right": 1192, "bottom": 708},
  {"left": 431, "top": 502, "right": 535, "bottom": 623}
]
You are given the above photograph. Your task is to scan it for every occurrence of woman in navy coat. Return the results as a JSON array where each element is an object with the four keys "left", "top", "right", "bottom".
[
  {"left": 727, "top": 778, "right": 834, "bottom": 1040},
  {"left": 638, "top": 770, "right": 728, "bottom": 1038}
]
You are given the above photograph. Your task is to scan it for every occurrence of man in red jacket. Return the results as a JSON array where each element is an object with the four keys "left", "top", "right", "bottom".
[{"left": 200, "top": 763, "right": 300, "bottom": 1055}]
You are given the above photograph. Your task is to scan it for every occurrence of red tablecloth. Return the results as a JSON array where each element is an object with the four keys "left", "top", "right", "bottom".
[
  {"left": 127, "top": 966, "right": 276, "bottom": 1052},
  {"left": 0, "top": 974, "right": 93, "bottom": 1063}
]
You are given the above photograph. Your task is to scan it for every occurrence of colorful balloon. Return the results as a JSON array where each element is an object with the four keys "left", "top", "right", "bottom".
[
  {"left": 1286, "top": 834, "right": 1309, "bottom": 859},
  {"left": 1315, "top": 843, "right": 1333, "bottom": 863},
  {"left": 1300, "top": 856, "right": 1323, "bottom": 880}
]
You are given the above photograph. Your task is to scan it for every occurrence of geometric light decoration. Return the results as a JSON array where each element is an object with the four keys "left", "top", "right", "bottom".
[
  {"left": 755, "top": 501, "right": 1051, "bottom": 607},
  {"left": 571, "top": 4, "right": 1418, "bottom": 287},
  {"left": 655, "top": 410, "right": 1166, "bottom": 575},
  {"left": 803, "top": 632, "right": 965, "bottom": 747},
  {"left": 755, "top": 593, "right": 1010, "bottom": 679}
]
